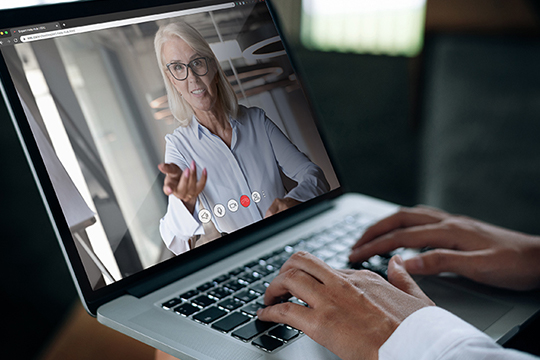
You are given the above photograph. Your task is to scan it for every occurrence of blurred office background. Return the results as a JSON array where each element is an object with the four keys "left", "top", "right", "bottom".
[{"left": 1, "top": 0, "right": 540, "bottom": 359}]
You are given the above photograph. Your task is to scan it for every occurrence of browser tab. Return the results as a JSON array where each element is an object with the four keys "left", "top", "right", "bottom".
[
  {"left": 3, "top": 22, "right": 61, "bottom": 46},
  {"left": 11, "top": 22, "right": 61, "bottom": 36}
]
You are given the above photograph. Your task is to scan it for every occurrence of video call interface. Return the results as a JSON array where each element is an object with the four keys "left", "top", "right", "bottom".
[{"left": 1, "top": 0, "right": 339, "bottom": 290}]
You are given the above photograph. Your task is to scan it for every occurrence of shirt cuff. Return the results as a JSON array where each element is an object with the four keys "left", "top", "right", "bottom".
[
  {"left": 160, "top": 195, "right": 204, "bottom": 255},
  {"left": 379, "top": 306, "right": 494, "bottom": 360}
]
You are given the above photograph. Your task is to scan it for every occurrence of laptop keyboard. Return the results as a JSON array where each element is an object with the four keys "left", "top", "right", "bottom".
[{"left": 160, "top": 212, "right": 390, "bottom": 353}]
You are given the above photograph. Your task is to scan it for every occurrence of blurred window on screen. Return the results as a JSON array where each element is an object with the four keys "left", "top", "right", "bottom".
[{"left": 301, "top": 0, "right": 427, "bottom": 57}]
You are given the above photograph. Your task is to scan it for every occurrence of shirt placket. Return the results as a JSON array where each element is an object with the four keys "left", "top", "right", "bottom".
[{"left": 203, "top": 123, "right": 262, "bottom": 220}]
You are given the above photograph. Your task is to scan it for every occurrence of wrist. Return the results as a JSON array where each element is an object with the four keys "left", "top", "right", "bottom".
[
  {"left": 182, "top": 197, "right": 197, "bottom": 214},
  {"left": 526, "top": 236, "right": 540, "bottom": 289}
]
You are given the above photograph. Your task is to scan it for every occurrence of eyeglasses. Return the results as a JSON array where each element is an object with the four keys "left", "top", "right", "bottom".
[{"left": 166, "top": 57, "right": 209, "bottom": 81}]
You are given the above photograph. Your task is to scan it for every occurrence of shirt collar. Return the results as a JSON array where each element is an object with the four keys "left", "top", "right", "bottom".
[{"left": 190, "top": 113, "right": 239, "bottom": 140}]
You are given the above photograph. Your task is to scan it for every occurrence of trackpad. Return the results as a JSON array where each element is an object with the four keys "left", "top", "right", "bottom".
[{"left": 417, "top": 278, "right": 513, "bottom": 331}]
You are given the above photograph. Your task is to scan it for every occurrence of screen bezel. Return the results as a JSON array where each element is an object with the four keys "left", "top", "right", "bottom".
[{"left": 0, "top": 0, "right": 345, "bottom": 315}]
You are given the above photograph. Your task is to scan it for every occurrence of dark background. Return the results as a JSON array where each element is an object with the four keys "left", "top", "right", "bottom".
[{"left": 1, "top": 0, "right": 540, "bottom": 358}]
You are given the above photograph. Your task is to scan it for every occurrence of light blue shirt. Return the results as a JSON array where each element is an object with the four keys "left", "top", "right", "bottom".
[{"left": 159, "top": 105, "right": 330, "bottom": 254}]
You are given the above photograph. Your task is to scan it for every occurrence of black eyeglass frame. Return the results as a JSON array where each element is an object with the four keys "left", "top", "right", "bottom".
[{"left": 166, "top": 57, "right": 210, "bottom": 81}]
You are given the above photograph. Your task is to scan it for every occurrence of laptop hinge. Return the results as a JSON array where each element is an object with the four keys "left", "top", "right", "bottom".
[{"left": 126, "top": 199, "right": 335, "bottom": 298}]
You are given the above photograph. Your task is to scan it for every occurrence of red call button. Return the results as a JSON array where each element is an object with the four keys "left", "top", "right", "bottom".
[{"left": 240, "top": 195, "right": 250, "bottom": 207}]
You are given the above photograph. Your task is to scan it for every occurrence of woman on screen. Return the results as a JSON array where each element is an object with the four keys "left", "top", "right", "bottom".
[{"left": 155, "top": 22, "right": 329, "bottom": 255}]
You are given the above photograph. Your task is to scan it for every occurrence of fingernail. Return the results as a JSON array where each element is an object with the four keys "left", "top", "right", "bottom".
[
  {"left": 202, "top": 168, "right": 207, "bottom": 176},
  {"left": 393, "top": 254, "right": 404, "bottom": 266},
  {"left": 405, "top": 256, "right": 424, "bottom": 271},
  {"left": 191, "top": 160, "right": 196, "bottom": 171},
  {"left": 256, "top": 309, "right": 263, "bottom": 316},
  {"left": 165, "top": 186, "right": 172, "bottom": 195},
  {"left": 184, "top": 168, "right": 190, "bottom": 178}
]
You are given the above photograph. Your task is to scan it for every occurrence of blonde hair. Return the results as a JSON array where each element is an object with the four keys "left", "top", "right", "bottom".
[{"left": 154, "top": 22, "right": 238, "bottom": 126}]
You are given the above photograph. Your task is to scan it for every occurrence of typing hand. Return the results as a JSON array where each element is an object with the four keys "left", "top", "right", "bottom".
[
  {"left": 158, "top": 161, "right": 207, "bottom": 214},
  {"left": 257, "top": 252, "right": 433, "bottom": 360},
  {"left": 349, "top": 205, "right": 540, "bottom": 291}
]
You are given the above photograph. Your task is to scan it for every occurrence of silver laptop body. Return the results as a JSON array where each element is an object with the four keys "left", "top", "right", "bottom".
[{"left": 1, "top": 1, "right": 538, "bottom": 359}]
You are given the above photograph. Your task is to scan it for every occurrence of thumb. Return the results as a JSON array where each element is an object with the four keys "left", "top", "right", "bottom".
[
  {"left": 158, "top": 163, "right": 182, "bottom": 177},
  {"left": 388, "top": 255, "right": 432, "bottom": 304}
]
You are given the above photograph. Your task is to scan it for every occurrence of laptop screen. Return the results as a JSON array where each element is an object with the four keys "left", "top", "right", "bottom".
[{"left": 0, "top": 0, "right": 339, "bottom": 291}]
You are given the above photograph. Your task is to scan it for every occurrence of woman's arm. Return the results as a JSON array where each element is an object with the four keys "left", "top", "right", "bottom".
[
  {"left": 263, "top": 115, "right": 330, "bottom": 216},
  {"left": 159, "top": 136, "right": 208, "bottom": 255}
]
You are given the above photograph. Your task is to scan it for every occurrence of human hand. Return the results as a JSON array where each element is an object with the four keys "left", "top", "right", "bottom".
[
  {"left": 257, "top": 252, "right": 433, "bottom": 360},
  {"left": 349, "top": 206, "right": 540, "bottom": 291},
  {"left": 154, "top": 349, "right": 178, "bottom": 360},
  {"left": 158, "top": 161, "right": 207, "bottom": 214},
  {"left": 265, "top": 197, "right": 301, "bottom": 218}
]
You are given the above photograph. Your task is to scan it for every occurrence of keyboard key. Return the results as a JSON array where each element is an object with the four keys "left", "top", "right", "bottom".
[
  {"left": 271, "top": 249, "right": 285, "bottom": 257},
  {"left": 252, "top": 334, "right": 283, "bottom": 351},
  {"left": 268, "top": 325, "right": 299, "bottom": 342},
  {"left": 249, "top": 282, "right": 268, "bottom": 295},
  {"left": 192, "top": 306, "right": 226, "bottom": 324},
  {"left": 326, "top": 242, "right": 351, "bottom": 253},
  {"left": 232, "top": 320, "right": 276, "bottom": 341},
  {"left": 212, "top": 312, "right": 251, "bottom": 332},
  {"left": 250, "top": 264, "right": 271, "bottom": 276},
  {"left": 173, "top": 303, "right": 199, "bottom": 317},
  {"left": 234, "top": 290, "right": 258, "bottom": 303},
  {"left": 218, "top": 297, "right": 244, "bottom": 311},
  {"left": 368, "top": 255, "right": 384, "bottom": 267},
  {"left": 223, "top": 279, "right": 246, "bottom": 292},
  {"left": 327, "top": 227, "right": 348, "bottom": 238},
  {"left": 284, "top": 245, "right": 294, "bottom": 253},
  {"left": 244, "top": 260, "right": 260, "bottom": 268},
  {"left": 229, "top": 267, "right": 244, "bottom": 276},
  {"left": 312, "top": 248, "right": 335, "bottom": 261},
  {"left": 197, "top": 282, "right": 215, "bottom": 292},
  {"left": 289, "top": 297, "right": 308, "bottom": 306},
  {"left": 161, "top": 297, "right": 182, "bottom": 310},
  {"left": 207, "top": 287, "right": 231, "bottom": 300},
  {"left": 326, "top": 258, "right": 348, "bottom": 270},
  {"left": 238, "top": 272, "right": 260, "bottom": 284},
  {"left": 259, "top": 252, "right": 274, "bottom": 261},
  {"left": 261, "top": 272, "right": 278, "bottom": 284},
  {"left": 213, "top": 274, "right": 230, "bottom": 284},
  {"left": 241, "top": 302, "right": 265, "bottom": 317},
  {"left": 179, "top": 289, "right": 199, "bottom": 300},
  {"left": 288, "top": 239, "right": 303, "bottom": 248},
  {"left": 266, "top": 255, "right": 287, "bottom": 268},
  {"left": 192, "top": 295, "right": 216, "bottom": 308}
]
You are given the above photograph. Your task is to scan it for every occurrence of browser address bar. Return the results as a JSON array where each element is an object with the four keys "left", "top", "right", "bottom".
[{"left": 20, "top": 2, "right": 235, "bottom": 43}]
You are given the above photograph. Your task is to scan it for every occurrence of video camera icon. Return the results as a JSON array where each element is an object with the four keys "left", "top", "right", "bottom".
[{"left": 227, "top": 199, "right": 239, "bottom": 212}]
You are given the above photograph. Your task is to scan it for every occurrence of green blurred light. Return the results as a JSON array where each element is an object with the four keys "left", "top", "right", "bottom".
[{"left": 301, "top": 0, "right": 427, "bottom": 57}]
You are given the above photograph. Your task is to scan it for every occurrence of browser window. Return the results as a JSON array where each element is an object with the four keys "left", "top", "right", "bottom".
[{"left": 1, "top": 0, "right": 339, "bottom": 290}]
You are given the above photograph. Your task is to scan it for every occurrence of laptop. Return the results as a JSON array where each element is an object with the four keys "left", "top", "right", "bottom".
[{"left": 1, "top": 0, "right": 539, "bottom": 359}]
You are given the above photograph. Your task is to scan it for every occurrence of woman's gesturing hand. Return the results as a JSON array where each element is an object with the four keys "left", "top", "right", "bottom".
[
  {"left": 257, "top": 252, "right": 433, "bottom": 360},
  {"left": 349, "top": 206, "right": 540, "bottom": 291},
  {"left": 158, "top": 161, "right": 207, "bottom": 214}
]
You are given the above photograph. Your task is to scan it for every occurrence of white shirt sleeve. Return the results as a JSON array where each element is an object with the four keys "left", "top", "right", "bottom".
[
  {"left": 159, "top": 195, "right": 205, "bottom": 255},
  {"left": 159, "top": 133, "right": 205, "bottom": 255},
  {"left": 379, "top": 306, "right": 538, "bottom": 360},
  {"left": 263, "top": 115, "right": 330, "bottom": 201}
]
